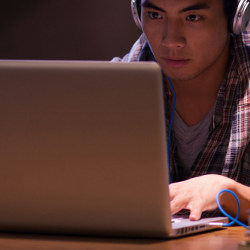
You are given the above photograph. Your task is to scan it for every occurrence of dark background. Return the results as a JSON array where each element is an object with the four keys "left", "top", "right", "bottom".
[{"left": 0, "top": 0, "right": 141, "bottom": 60}]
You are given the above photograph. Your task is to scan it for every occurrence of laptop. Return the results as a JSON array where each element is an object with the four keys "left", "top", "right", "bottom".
[{"left": 0, "top": 60, "right": 228, "bottom": 238}]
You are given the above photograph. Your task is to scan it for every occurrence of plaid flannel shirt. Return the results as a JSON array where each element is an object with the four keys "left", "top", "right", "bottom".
[{"left": 112, "top": 31, "right": 250, "bottom": 186}]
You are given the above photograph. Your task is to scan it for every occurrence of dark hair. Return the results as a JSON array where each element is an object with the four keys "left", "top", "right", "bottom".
[
  {"left": 137, "top": 0, "right": 238, "bottom": 31},
  {"left": 224, "top": 0, "right": 238, "bottom": 32}
]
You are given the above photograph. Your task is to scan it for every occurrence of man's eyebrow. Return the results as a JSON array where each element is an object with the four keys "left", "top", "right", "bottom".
[
  {"left": 179, "top": 3, "right": 210, "bottom": 13},
  {"left": 141, "top": 0, "right": 165, "bottom": 13}
]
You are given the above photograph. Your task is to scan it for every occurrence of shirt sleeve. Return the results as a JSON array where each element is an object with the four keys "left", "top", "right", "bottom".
[{"left": 111, "top": 34, "right": 147, "bottom": 62}]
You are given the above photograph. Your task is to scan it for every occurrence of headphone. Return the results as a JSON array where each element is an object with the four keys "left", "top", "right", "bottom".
[{"left": 131, "top": 0, "right": 250, "bottom": 34}]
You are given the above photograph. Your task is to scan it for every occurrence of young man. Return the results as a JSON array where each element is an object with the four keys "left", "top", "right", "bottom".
[{"left": 113, "top": 0, "right": 250, "bottom": 222}]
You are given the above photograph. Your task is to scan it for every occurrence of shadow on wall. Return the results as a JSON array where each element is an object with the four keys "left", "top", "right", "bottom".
[{"left": 0, "top": 0, "right": 141, "bottom": 60}]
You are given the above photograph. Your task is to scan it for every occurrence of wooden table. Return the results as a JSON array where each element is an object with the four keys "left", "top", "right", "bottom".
[{"left": 0, "top": 227, "right": 248, "bottom": 250}]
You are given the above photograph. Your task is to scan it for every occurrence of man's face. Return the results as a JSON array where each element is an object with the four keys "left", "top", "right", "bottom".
[{"left": 141, "top": 0, "right": 230, "bottom": 82}]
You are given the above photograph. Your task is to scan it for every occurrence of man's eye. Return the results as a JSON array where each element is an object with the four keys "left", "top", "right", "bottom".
[
  {"left": 147, "top": 11, "right": 163, "bottom": 20},
  {"left": 186, "top": 14, "right": 201, "bottom": 22}
]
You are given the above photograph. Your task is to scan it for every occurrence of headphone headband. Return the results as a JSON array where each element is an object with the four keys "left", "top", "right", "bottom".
[
  {"left": 131, "top": 0, "right": 141, "bottom": 29},
  {"left": 131, "top": 0, "right": 250, "bottom": 34},
  {"left": 233, "top": 0, "right": 250, "bottom": 34}
]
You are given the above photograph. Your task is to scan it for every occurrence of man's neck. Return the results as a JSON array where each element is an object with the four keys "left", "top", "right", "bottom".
[{"left": 172, "top": 77, "right": 221, "bottom": 127}]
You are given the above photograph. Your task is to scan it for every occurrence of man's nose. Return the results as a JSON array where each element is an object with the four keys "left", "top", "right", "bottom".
[{"left": 161, "top": 20, "right": 186, "bottom": 49}]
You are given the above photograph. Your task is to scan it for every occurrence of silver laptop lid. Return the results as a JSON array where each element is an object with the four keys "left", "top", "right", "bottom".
[{"left": 0, "top": 60, "right": 171, "bottom": 237}]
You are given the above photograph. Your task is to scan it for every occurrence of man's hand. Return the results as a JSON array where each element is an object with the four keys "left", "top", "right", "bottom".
[{"left": 169, "top": 174, "right": 235, "bottom": 220}]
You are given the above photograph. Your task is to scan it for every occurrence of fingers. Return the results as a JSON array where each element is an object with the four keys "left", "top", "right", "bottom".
[
  {"left": 189, "top": 206, "right": 202, "bottom": 221},
  {"left": 169, "top": 175, "right": 230, "bottom": 221},
  {"left": 171, "top": 197, "right": 203, "bottom": 220},
  {"left": 169, "top": 182, "right": 203, "bottom": 220},
  {"left": 169, "top": 182, "right": 192, "bottom": 214},
  {"left": 170, "top": 197, "right": 185, "bottom": 215},
  {"left": 169, "top": 183, "right": 187, "bottom": 215}
]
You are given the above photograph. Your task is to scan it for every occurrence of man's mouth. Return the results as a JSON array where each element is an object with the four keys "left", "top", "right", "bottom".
[{"left": 162, "top": 57, "right": 191, "bottom": 67}]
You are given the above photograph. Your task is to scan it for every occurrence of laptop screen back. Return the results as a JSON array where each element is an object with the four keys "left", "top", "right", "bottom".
[{"left": 0, "top": 60, "right": 171, "bottom": 237}]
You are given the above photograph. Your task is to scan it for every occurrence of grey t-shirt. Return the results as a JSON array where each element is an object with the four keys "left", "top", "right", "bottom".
[{"left": 173, "top": 107, "right": 214, "bottom": 172}]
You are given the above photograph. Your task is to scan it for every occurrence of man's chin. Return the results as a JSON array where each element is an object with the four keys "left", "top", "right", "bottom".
[{"left": 162, "top": 72, "right": 198, "bottom": 82}]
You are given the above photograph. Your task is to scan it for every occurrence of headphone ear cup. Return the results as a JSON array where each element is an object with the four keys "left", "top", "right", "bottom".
[
  {"left": 131, "top": 0, "right": 142, "bottom": 29},
  {"left": 232, "top": 0, "right": 250, "bottom": 34}
]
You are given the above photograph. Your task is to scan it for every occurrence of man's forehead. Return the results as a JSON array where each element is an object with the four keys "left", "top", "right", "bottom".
[
  {"left": 140, "top": 0, "right": 216, "bottom": 9},
  {"left": 140, "top": 0, "right": 228, "bottom": 15},
  {"left": 141, "top": 0, "right": 214, "bottom": 4}
]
